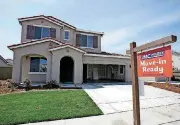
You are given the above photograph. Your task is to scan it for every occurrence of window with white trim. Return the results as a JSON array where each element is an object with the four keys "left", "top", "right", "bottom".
[
  {"left": 64, "top": 30, "right": 70, "bottom": 40},
  {"left": 30, "top": 57, "right": 47, "bottom": 72}
]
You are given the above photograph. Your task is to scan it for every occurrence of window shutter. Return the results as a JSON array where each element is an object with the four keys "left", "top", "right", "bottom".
[
  {"left": 26, "top": 25, "right": 35, "bottom": 39},
  {"left": 93, "top": 36, "right": 98, "bottom": 48},
  {"left": 50, "top": 28, "right": 56, "bottom": 38},
  {"left": 76, "top": 34, "right": 81, "bottom": 46}
]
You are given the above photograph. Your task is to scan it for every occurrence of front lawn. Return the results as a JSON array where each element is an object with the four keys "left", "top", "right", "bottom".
[{"left": 0, "top": 90, "right": 103, "bottom": 125}]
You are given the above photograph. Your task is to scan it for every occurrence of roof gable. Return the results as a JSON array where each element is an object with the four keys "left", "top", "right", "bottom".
[
  {"left": 49, "top": 44, "right": 85, "bottom": 53},
  {"left": 18, "top": 15, "right": 76, "bottom": 29},
  {"left": 0, "top": 55, "right": 8, "bottom": 64}
]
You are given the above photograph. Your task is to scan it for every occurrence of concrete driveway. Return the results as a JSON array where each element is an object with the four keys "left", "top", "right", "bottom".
[{"left": 82, "top": 83, "right": 180, "bottom": 124}]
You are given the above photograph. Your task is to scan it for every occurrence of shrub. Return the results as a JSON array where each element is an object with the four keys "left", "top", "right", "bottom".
[
  {"left": 43, "top": 80, "right": 59, "bottom": 89},
  {"left": 23, "top": 79, "right": 31, "bottom": 91}
]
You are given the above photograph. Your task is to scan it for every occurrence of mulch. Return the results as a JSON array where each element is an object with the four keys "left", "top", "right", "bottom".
[{"left": 146, "top": 82, "right": 180, "bottom": 94}]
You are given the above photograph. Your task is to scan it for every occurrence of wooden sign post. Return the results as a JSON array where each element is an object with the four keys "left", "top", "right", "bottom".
[{"left": 127, "top": 35, "right": 177, "bottom": 125}]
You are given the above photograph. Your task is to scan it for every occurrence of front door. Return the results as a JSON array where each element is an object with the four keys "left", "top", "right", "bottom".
[{"left": 60, "top": 57, "right": 74, "bottom": 83}]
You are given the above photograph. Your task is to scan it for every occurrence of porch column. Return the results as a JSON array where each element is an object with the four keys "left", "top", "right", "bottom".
[{"left": 12, "top": 52, "right": 21, "bottom": 83}]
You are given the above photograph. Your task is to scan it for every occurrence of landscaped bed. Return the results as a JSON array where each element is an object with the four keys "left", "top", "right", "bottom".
[
  {"left": 146, "top": 82, "right": 180, "bottom": 93},
  {"left": 0, "top": 90, "right": 103, "bottom": 125}
]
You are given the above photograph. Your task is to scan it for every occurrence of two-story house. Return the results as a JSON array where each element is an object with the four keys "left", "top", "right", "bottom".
[{"left": 8, "top": 15, "right": 131, "bottom": 84}]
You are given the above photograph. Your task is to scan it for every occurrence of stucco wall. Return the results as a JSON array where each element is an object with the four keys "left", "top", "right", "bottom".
[
  {"left": 20, "top": 18, "right": 102, "bottom": 53},
  {"left": 12, "top": 41, "right": 55, "bottom": 83},
  {"left": 51, "top": 47, "right": 83, "bottom": 84}
]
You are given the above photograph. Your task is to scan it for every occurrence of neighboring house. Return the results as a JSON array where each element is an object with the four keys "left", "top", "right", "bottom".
[
  {"left": 8, "top": 15, "right": 131, "bottom": 84},
  {"left": 172, "top": 51, "right": 180, "bottom": 71},
  {"left": 0, "top": 55, "right": 12, "bottom": 67}
]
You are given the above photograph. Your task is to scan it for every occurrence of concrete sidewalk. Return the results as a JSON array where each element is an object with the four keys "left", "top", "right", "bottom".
[{"left": 24, "top": 104, "right": 180, "bottom": 125}]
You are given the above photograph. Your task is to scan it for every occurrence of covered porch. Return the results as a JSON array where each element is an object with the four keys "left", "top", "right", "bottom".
[{"left": 83, "top": 64, "right": 126, "bottom": 82}]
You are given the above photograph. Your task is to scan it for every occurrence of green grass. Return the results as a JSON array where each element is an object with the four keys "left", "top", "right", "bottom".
[{"left": 0, "top": 90, "right": 103, "bottom": 125}]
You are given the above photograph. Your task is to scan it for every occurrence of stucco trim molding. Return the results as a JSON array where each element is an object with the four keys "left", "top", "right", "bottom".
[
  {"left": 8, "top": 38, "right": 63, "bottom": 50},
  {"left": 49, "top": 44, "right": 86, "bottom": 53}
]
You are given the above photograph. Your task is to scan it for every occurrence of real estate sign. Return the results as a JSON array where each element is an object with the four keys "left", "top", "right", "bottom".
[{"left": 137, "top": 45, "right": 172, "bottom": 77}]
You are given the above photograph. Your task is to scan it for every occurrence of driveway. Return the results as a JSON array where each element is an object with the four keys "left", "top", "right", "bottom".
[
  {"left": 82, "top": 83, "right": 180, "bottom": 124},
  {"left": 82, "top": 83, "right": 180, "bottom": 114}
]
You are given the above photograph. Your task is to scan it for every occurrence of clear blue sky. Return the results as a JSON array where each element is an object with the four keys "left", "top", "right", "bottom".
[{"left": 0, "top": 0, "right": 180, "bottom": 59}]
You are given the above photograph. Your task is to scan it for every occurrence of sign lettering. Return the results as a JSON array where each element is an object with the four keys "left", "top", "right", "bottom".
[{"left": 137, "top": 46, "right": 172, "bottom": 77}]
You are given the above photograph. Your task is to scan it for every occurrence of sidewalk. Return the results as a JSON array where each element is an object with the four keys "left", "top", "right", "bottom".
[{"left": 24, "top": 103, "right": 180, "bottom": 125}]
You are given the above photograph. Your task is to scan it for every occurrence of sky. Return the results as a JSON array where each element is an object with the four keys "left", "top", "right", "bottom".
[{"left": 0, "top": 0, "right": 180, "bottom": 59}]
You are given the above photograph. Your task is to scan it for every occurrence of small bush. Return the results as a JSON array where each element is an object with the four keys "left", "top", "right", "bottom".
[
  {"left": 23, "top": 79, "right": 31, "bottom": 91},
  {"left": 43, "top": 80, "right": 59, "bottom": 89}
]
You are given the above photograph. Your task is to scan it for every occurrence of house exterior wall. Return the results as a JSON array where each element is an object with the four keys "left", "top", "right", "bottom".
[
  {"left": 12, "top": 41, "right": 55, "bottom": 83},
  {"left": 51, "top": 48, "right": 83, "bottom": 84},
  {"left": 20, "top": 18, "right": 102, "bottom": 53}
]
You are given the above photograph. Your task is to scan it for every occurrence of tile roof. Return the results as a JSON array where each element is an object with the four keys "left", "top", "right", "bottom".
[
  {"left": 0, "top": 55, "right": 8, "bottom": 64},
  {"left": 87, "top": 51, "right": 130, "bottom": 57},
  {"left": 8, "top": 37, "right": 64, "bottom": 49}
]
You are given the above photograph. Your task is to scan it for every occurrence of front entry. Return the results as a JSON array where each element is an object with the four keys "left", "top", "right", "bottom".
[{"left": 60, "top": 56, "right": 74, "bottom": 83}]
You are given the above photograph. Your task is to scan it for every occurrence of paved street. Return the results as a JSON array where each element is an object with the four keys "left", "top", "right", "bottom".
[{"left": 25, "top": 83, "right": 180, "bottom": 125}]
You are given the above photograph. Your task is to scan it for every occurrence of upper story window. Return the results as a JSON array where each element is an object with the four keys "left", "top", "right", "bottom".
[
  {"left": 30, "top": 57, "right": 47, "bottom": 73},
  {"left": 76, "top": 34, "right": 98, "bottom": 48},
  {"left": 26, "top": 25, "right": 56, "bottom": 39},
  {"left": 64, "top": 30, "right": 70, "bottom": 41}
]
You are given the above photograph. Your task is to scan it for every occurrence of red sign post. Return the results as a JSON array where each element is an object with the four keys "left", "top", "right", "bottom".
[{"left": 137, "top": 46, "right": 172, "bottom": 77}]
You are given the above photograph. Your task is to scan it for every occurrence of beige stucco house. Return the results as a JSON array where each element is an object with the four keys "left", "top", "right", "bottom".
[{"left": 8, "top": 15, "right": 131, "bottom": 84}]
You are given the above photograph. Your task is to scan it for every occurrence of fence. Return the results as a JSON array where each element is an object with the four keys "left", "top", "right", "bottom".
[{"left": 0, "top": 67, "right": 12, "bottom": 80}]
